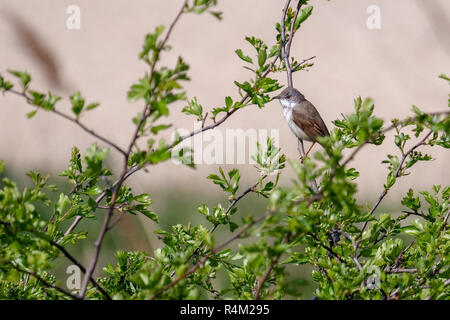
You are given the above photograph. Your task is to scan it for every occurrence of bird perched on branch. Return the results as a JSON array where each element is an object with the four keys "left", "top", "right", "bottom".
[{"left": 273, "top": 87, "right": 329, "bottom": 161}]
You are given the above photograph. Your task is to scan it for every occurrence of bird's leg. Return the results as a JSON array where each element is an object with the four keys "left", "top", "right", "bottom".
[
  {"left": 297, "top": 139, "right": 306, "bottom": 162},
  {"left": 297, "top": 139, "right": 319, "bottom": 192},
  {"left": 303, "top": 142, "right": 316, "bottom": 162}
]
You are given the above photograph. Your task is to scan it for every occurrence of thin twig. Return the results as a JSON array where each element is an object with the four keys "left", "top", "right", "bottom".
[
  {"left": 253, "top": 259, "right": 277, "bottom": 300},
  {"left": 206, "top": 275, "right": 224, "bottom": 300},
  {"left": 209, "top": 174, "right": 267, "bottom": 233},
  {"left": 64, "top": 165, "right": 140, "bottom": 236},
  {"left": 169, "top": 55, "right": 282, "bottom": 149},
  {"left": 286, "top": 1, "right": 302, "bottom": 57},
  {"left": 49, "top": 240, "right": 111, "bottom": 300},
  {"left": 309, "top": 233, "right": 344, "bottom": 263},
  {"left": 7, "top": 89, "right": 127, "bottom": 156},
  {"left": 106, "top": 211, "right": 127, "bottom": 231},
  {"left": 280, "top": 0, "right": 293, "bottom": 87},
  {"left": 386, "top": 268, "right": 417, "bottom": 274},
  {"left": 389, "top": 240, "right": 415, "bottom": 271},
  {"left": 440, "top": 209, "right": 449, "bottom": 233},
  {"left": 12, "top": 263, "right": 80, "bottom": 300}
]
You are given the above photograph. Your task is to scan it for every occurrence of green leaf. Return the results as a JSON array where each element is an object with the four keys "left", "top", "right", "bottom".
[
  {"left": 182, "top": 97, "right": 203, "bottom": 120},
  {"left": 258, "top": 49, "right": 267, "bottom": 68},
  {"left": 225, "top": 96, "right": 233, "bottom": 109},
  {"left": 86, "top": 102, "right": 100, "bottom": 111},
  {"left": 295, "top": 6, "right": 313, "bottom": 30},
  {"left": 26, "top": 110, "right": 38, "bottom": 119},
  {"left": 8, "top": 70, "right": 31, "bottom": 88},
  {"left": 150, "top": 124, "right": 172, "bottom": 135},
  {"left": 70, "top": 92, "right": 85, "bottom": 116},
  {"left": 136, "top": 208, "right": 159, "bottom": 223},
  {"left": 209, "top": 11, "right": 223, "bottom": 20},
  {"left": 283, "top": 252, "right": 309, "bottom": 265},
  {"left": 128, "top": 77, "right": 151, "bottom": 102},
  {"left": 235, "top": 49, "right": 253, "bottom": 64}
]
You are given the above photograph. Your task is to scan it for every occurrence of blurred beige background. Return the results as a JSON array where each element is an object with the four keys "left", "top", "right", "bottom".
[{"left": 0, "top": 0, "right": 449, "bottom": 212}]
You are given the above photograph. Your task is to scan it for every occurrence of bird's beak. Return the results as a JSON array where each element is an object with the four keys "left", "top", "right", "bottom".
[{"left": 271, "top": 95, "right": 280, "bottom": 101}]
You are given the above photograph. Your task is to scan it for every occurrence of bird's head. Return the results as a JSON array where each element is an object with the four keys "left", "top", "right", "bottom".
[{"left": 272, "top": 87, "right": 305, "bottom": 107}]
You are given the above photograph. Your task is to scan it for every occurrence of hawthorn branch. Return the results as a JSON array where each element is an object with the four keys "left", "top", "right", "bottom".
[
  {"left": 7, "top": 88, "right": 127, "bottom": 156},
  {"left": 280, "top": 0, "right": 319, "bottom": 194},
  {"left": 340, "top": 110, "right": 450, "bottom": 169},
  {"left": 64, "top": 48, "right": 315, "bottom": 237},
  {"left": 1, "top": 220, "right": 110, "bottom": 299},
  {"left": 280, "top": 0, "right": 293, "bottom": 87},
  {"left": 48, "top": 240, "right": 111, "bottom": 300},
  {"left": 77, "top": 1, "right": 188, "bottom": 299},
  {"left": 253, "top": 259, "right": 277, "bottom": 300},
  {"left": 209, "top": 174, "right": 268, "bottom": 233},
  {"left": 151, "top": 210, "right": 274, "bottom": 299},
  {"left": 309, "top": 233, "right": 344, "bottom": 263},
  {"left": 168, "top": 55, "right": 281, "bottom": 149},
  {"left": 64, "top": 165, "right": 140, "bottom": 236},
  {"left": 357, "top": 130, "right": 434, "bottom": 239},
  {"left": 389, "top": 240, "right": 415, "bottom": 271},
  {"left": 11, "top": 263, "right": 80, "bottom": 300},
  {"left": 206, "top": 275, "right": 224, "bottom": 300},
  {"left": 386, "top": 268, "right": 418, "bottom": 274}
]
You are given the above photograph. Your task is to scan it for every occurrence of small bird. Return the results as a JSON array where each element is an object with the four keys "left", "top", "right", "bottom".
[{"left": 273, "top": 87, "right": 329, "bottom": 160}]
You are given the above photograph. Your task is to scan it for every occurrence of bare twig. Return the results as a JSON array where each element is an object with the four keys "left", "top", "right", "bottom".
[
  {"left": 106, "top": 211, "right": 127, "bottom": 231},
  {"left": 286, "top": 1, "right": 302, "bottom": 57},
  {"left": 280, "top": 0, "right": 293, "bottom": 87},
  {"left": 440, "top": 209, "right": 449, "bottom": 233}
]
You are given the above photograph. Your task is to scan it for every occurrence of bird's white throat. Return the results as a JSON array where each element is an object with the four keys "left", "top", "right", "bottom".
[
  {"left": 279, "top": 99, "right": 311, "bottom": 141},
  {"left": 279, "top": 98, "right": 296, "bottom": 110}
]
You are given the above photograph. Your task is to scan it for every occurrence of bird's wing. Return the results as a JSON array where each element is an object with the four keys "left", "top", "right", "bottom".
[{"left": 292, "top": 100, "right": 330, "bottom": 142}]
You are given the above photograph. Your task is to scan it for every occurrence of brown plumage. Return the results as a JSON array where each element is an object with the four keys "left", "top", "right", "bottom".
[
  {"left": 291, "top": 100, "right": 329, "bottom": 142},
  {"left": 273, "top": 87, "right": 329, "bottom": 159},
  {"left": 273, "top": 87, "right": 329, "bottom": 144}
]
